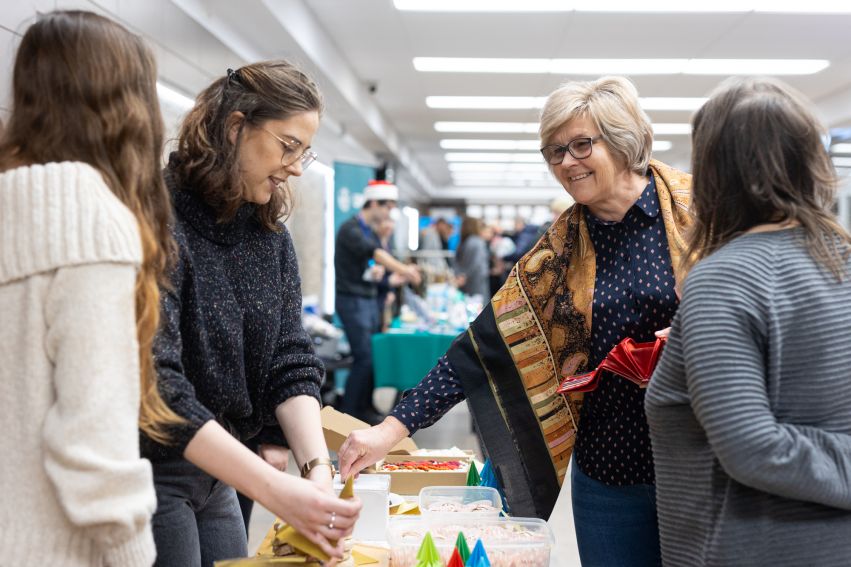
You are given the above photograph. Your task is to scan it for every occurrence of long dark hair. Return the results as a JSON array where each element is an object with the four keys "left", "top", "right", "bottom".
[
  {"left": 0, "top": 10, "right": 183, "bottom": 441},
  {"left": 172, "top": 61, "right": 324, "bottom": 230},
  {"left": 685, "top": 76, "right": 850, "bottom": 278}
]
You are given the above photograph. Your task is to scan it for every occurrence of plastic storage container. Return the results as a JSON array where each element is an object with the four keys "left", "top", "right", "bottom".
[
  {"left": 387, "top": 516, "right": 553, "bottom": 567},
  {"left": 333, "top": 473, "right": 390, "bottom": 542},
  {"left": 419, "top": 486, "right": 502, "bottom": 517}
]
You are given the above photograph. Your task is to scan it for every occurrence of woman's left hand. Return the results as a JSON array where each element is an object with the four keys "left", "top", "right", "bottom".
[{"left": 655, "top": 327, "right": 671, "bottom": 339}]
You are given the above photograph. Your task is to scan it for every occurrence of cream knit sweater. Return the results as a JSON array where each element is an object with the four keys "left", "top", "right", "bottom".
[{"left": 0, "top": 162, "right": 156, "bottom": 566}]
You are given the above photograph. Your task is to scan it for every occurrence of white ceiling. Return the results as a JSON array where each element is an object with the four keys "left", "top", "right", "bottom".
[{"left": 80, "top": 0, "right": 851, "bottom": 204}]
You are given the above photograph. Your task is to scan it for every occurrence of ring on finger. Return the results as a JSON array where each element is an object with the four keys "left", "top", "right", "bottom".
[{"left": 328, "top": 511, "right": 336, "bottom": 530}]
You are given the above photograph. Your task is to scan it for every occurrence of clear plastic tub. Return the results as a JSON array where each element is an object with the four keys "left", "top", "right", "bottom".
[
  {"left": 419, "top": 486, "right": 502, "bottom": 517},
  {"left": 387, "top": 516, "right": 553, "bottom": 567},
  {"left": 333, "top": 473, "right": 390, "bottom": 542}
]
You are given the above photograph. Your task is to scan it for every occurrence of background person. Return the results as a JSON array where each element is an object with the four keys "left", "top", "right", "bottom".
[
  {"left": 335, "top": 181, "right": 421, "bottom": 424},
  {"left": 454, "top": 216, "right": 490, "bottom": 299},
  {"left": 646, "top": 76, "right": 851, "bottom": 566},
  {"left": 338, "top": 76, "right": 692, "bottom": 567},
  {"left": 0, "top": 10, "right": 184, "bottom": 566},
  {"left": 144, "top": 62, "right": 360, "bottom": 566}
]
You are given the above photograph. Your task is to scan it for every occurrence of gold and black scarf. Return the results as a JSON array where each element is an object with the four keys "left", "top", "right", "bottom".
[{"left": 447, "top": 160, "right": 692, "bottom": 519}]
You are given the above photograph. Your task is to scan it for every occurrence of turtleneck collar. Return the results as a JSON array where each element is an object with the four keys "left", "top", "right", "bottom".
[{"left": 165, "top": 155, "right": 257, "bottom": 246}]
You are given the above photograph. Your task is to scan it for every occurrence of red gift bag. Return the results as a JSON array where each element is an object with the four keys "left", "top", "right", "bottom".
[{"left": 557, "top": 337, "right": 666, "bottom": 394}]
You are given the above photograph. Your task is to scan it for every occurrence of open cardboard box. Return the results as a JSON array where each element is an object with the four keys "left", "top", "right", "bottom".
[{"left": 321, "top": 406, "right": 471, "bottom": 495}]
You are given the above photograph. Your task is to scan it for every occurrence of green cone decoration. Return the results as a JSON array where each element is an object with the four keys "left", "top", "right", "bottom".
[
  {"left": 454, "top": 531, "right": 471, "bottom": 564},
  {"left": 465, "top": 462, "right": 481, "bottom": 486},
  {"left": 416, "top": 531, "right": 443, "bottom": 567}
]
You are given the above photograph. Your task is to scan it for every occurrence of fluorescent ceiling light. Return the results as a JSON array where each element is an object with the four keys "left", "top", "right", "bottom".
[
  {"left": 435, "top": 121, "right": 540, "bottom": 133},
  {"left": 640, "top": 97, "right": 708, "bottom": 111},
  {"left": 437, "top": 121, "right": 690, "bottom": 135},
  {"left": 441, "top": 139, "right": 541, "bottom": 150},
  {"left": 157, "top": 81, "right": 194, "bottom": 111},
  {"left": 416, "top": 57, "right": 828, "bottom": 76},
  {"left": 427, "top": 96, "right": 707, "bottom": 111},
  {"left": 445, "top": 152, "right": 543, "bottom": 163},
  {"left": 395, "top": 0, "right": 851, "bottom": 13},
  {"left": 427, "top": 96, "right": 546, "bottom": 109},
  {"left": 652, "top": 123, "right": 691, "bottom": 135},
  {"left": 449, "top": 162, "right": 549, "bottom": 172},
  {"left": 452, "top": 179, "right": 561, "bottom": 187},
  {"left": 653, "top": 141, "right": 673, "bottom": 152},
  {"left": 831, "top": 143, "right": 851, "bottom": 155},
  {"left": 452, "top": 171, "right": 553, "bottom": 180}
]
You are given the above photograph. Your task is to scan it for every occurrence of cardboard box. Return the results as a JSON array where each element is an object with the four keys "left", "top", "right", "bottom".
[
  {"left": 320, "top": 406, "right": 418, "bottom": 454},
  {"left": 376, "top": 454, "right": 470, "bottom": 495},
  {"left": 321, "top": 406, "right": 473, "bottom": 495}
]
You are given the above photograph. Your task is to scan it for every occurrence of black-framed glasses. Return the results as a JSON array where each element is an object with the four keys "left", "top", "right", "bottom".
[
  {"left": 259, "top": 126, "right": 318, "bottom": 170},
  {"left": 540, "top": 135, "right": 602, "bottom": 165}
]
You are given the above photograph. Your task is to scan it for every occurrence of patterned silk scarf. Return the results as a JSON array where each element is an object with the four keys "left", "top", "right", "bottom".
[{"left": 447, "top": 160, "right": 692, "bottom": 519}]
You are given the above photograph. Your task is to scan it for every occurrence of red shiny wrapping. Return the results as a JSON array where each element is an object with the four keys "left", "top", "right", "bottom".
[{"left": 557, "top": 337, "right": 666, "bottom": 393}]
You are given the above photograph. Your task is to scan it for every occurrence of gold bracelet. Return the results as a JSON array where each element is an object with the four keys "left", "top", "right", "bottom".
[{"left": 300, "top": 457, "right": 336, "bottom": 479}]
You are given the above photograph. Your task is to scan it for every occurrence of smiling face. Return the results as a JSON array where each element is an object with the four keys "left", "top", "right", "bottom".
[
  {"left": 231, "top": 110, "right": 320, "bottom": 205},
  {"left": 548, "top": 115, "right": 629, "bottom": 211}
]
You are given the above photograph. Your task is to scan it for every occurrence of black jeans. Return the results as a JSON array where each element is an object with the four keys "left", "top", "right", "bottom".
[{"left": 152, "top": 459, "right": 247, "bottom": 567}]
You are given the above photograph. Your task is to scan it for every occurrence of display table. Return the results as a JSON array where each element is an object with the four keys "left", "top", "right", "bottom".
[{"left": 371, "top": 325, "right": 458, "bottom": 391}]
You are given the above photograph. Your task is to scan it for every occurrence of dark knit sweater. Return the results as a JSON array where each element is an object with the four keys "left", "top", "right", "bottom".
[{"left": 141, "top": 165, "right": 323, "bottom": 461}]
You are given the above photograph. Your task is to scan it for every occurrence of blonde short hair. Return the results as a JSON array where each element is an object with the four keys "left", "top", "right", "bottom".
[{"left": 539, "top": 76, "right": 653, "bottom": 175}]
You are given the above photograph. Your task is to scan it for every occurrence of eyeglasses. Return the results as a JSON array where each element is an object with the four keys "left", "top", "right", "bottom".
[
  {"left": 540, "top": 135, "right": 603, "bottom": 165},
  {"left": 258, "top": 126, "right": 318, "bottom": 170}
]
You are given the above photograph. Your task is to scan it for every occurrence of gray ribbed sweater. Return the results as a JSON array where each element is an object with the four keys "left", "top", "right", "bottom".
[{"left": 646, "top": 228, "right": 851, "bottom": 567}]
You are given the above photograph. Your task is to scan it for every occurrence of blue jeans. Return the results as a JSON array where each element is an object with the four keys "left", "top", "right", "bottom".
[
  {"left": 571, "top": 461, "right": 662, "bottom": 567},
  {"left": 336, "top": 293, "right": 380, "bottom": 416},
  {"left": 152, "top": 459, "right": 247, "bottom": 567}
]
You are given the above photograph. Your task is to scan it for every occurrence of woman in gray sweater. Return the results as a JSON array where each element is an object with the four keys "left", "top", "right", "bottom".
[
  {"left": 453, "top": 216, "right": 491, "bottom": 299},
  {"left": 646, "top": 76, "right": 851, "bottom": 566}
]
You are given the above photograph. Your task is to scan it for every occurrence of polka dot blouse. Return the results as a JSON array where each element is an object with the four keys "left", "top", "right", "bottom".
[{"left": 573, "top": 175, "right": 678, "bottom": 486}]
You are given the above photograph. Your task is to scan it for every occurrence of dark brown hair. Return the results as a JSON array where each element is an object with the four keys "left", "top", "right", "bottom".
[
  {"left": 685, "top": 76, "right": 850, "bottom": 278},
  {"left": 0, "top": 10, "right": 183, "bottom": 441},
  {"left": 172, "top": 61, "right": 324, "bottom": 230}
]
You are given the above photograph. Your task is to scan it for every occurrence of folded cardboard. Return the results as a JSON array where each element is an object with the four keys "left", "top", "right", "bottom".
[{"left": 320, "top": 406, "right": 417, "bottom": 454}]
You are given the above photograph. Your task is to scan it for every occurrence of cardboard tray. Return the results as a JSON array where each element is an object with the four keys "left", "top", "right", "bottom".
[{"left": 373, "top": 454, "right": 469, "bottom": 495}]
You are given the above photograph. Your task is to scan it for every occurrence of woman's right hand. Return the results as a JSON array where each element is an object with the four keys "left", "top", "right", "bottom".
[
  {"left": 338, "top": 416, "right": 409, "bottom": 480},
  {"left": 264, "top": 474, "right": 362, "bottom": 559}
]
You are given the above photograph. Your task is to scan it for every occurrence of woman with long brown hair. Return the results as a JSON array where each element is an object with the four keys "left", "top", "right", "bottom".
[
  {"left": 454, "top": 215, "right": 490, "bottom": 299},
  {"left": 647, "top": 77, "right": 851, "bottom": 565},
  {"left": 143, "top": 62, "right": 359, "bottom": 566},
  {"left": 0, "top": 10, "right": 183, "bottom": 566}
]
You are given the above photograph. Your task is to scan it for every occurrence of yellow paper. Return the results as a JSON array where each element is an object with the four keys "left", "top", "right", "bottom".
[
  {"left": 340, "top": 475, "right": 355, "bottom": 499},
  {"left": 390, "top": 501, "right": 420, "bottom": 515},
  {"left": 274, "top": 525, "right": 330, "bottom": 562},
  {"left": 352, "top": 549, "right": 379, "bottom": 565}
]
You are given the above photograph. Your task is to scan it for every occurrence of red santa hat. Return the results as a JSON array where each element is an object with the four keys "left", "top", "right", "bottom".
[{"left": 362, "top": 179, "right": 399, "bottom": 202}]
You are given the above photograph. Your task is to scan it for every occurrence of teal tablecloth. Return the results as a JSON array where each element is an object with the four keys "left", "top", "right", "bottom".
[{"left": 372, "top": 326, "right": 459, "bottom": 391}]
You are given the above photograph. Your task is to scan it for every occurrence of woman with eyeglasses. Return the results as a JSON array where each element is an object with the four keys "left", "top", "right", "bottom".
[
  {"left": 339, "top": 76, "right": 691, "bottom": 566},
  {"left": 143, "top": 62, "right": 360, "bottom": 566},
  {"left": 647, "top": 77, "right": 851, "bottom": 566}
]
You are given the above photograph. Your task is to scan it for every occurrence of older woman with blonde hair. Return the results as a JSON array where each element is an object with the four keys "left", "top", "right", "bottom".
[{"left": 339, "top": 76, "right": 691, "bottom": 566}]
